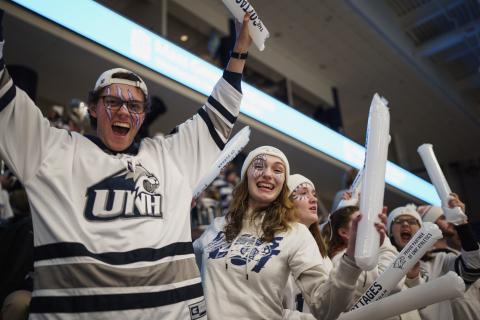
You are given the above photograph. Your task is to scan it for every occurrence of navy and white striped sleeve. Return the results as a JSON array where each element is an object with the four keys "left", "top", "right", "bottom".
[
  {"left": 454, "top": 223, "right": 480, "bottom": 285},
  {"left": 0, "top": 41, "right": 15, "bottom": 113},
  {"left": 0, "top": 40, "right": 63, "bottom": 183},
  {"left": 198, "top": 71, "right": 241, "bottom": 150}
]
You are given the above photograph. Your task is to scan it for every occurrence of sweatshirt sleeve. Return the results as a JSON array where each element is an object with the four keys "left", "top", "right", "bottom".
[
  {"left": 0, "top": 40, "right": 65, "bottom": 184},
  {"left": 193, "top": 217, "right": 226, "bottom": 273},
  {"left": 296, "top": 254, "right": 362, "bottom": 320},
  {"left": 287, "top": 224, "right": 361, "bottom": 320},
  {"left": 161, "top": 72, "right": 242, "bottom": 190}
]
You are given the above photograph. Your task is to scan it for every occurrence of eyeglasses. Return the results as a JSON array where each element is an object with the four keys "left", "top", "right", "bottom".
[
  {"left": 100, "top": 96, "right": 146, "bottom": 114},
  {"left": 393, "top": 217, "right": 419, "bottom": 226}
]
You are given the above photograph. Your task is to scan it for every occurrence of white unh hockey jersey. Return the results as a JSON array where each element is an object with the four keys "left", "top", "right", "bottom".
[{"left": 0, "top": 40, "right": 242, "bottom": 319}]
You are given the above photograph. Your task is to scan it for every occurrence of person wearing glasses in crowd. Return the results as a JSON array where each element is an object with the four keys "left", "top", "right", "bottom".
[
  {"left": 194, "top": 146, "right": 388, "bottom": 320},
  {"left": 0, "top": 9, "right": 253, "bottom": 319},
  {"left": 387, "top": 199, "right": 480, "bottom": 320}
]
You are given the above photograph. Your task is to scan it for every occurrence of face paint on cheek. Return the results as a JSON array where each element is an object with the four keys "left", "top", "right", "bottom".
[
  {"left": 103, "top": 87, "right": 112, "bottom": 120},
  {"left": 116, "top": 86, "right": 123, "bottom": 98},
  {"left": 127, "top": 89, "right": 141, "bottom": 129},
  {"left": 273, "top": 171, "right": 285, "bottom": 186},
  {"left": 250, "top": 154, "right": 267, "bottom": 179},
  {"left": 116, "top": 86, "right": 129, "bottom": 113}
]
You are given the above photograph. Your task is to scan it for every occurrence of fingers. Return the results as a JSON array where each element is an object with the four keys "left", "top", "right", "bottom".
[
  {"left": 233, "top": 12, "right": 253, "bottom": 52},
  {"left": 342, "top": 191, "right": 352, "bottom": 200},
  {"left": 243, "top": 12, "right": 250, "bottom": 23},
  {"left": 382, "top": 206, "right": 388, "bottom": 215},
  {"left": 448, "top": 192, "right": 465, "bottom": 211},
  {"left": 350, "top": 213, "right": 362, "bottom": 235},
  {"left": 346, "top": 213, "right": 362, "bottom": 258},
  {"left": 378, "top": 212, "right": 387, "bottom": 226},
  {"left": 374, "top": 221, "right": 387, "bottom": 246}
]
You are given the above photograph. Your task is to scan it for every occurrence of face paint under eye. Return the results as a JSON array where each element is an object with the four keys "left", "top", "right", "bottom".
[
  {"left": 126, "top": 89, "right": 141, "bottom": 129},
  {"left": 251, "top": 154, "right": 267, "bottom": 179},
  {"left": 292, "top": 183, "right": 313, "bottom": 201},
  {"left": 273, "top": 169, "right": 284, "bottom": 179},
  {"left": 131, "top": 111, "right": 140, "bottom": 129},
  {"left": 105, "top": 87, "right": 113, "bottom": 120},
  {"left": 116, "top": 86, "right": 123, "bottom": 98},
  {"left": 272, "top": 170, "right": 285, "bottom": 186}
]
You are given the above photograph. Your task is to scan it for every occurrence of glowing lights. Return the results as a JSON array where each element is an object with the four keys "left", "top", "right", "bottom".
[{"left": 10, "top": 0, "right": 441, "bottom": 205}]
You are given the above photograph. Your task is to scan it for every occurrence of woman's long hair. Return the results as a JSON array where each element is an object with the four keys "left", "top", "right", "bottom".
[
  {"left": 224, "top": 177, "right": 296, "bottom": 243},
  {"left": 321, "top": 205, "right": 359, "bottom": 258},
  {"left": 309, "top": 223, "right": 328, "bottom": 258}
]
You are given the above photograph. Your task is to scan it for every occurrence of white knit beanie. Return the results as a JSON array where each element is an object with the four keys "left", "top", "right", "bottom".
[
  {"left": 287, "top": 174, "right": 314, "bottom": 196},
  {"left": 419, "top": 206, "right": 443, "bottom": 223},
  {"left": 240, "top": 146, "right": 290, "bottom": 182},
  {"left": 387, "top": 204, "right": 423, "bottom": 236}
]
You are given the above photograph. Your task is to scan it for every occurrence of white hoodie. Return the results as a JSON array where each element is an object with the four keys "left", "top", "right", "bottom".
[{"left": 194, "top": 216, "right": 362, "bottom": 320}]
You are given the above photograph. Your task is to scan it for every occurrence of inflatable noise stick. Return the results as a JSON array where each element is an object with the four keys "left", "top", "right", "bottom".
[
  {"left": 336, "top": 167, "right": 364, "bottom": 210},
  {"left": 417, "top": 144, "right": 467, "bottom": 225},
  {"left": 338, "top": 272, "right": 465, "bottom": 320},
  {"left": 222, "top": 0, "right": 270, "bottom": 51},
  {"left": 351, "top": 222, "right": 442, "bottom": 310},
  {"left": 355, "top": 93, "right": 390, "bottom": 271},
  {"left": 193, "top": 126, "right": 251, "bottom": 199}
]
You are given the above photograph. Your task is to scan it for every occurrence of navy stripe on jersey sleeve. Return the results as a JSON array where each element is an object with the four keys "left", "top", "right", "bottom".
[
  {"left": 0, "top": 83, "right": 15, "bottom": 112},
  {"left": 223, "top": 70, "right": 242, "bottom": 93},
  {"left": 198, "top": 107, "right": 226, "bottom": 150},
  {"left": 30, "top": 282, "right": 204, "bottom": 313},
  {"left": 455, "top": 223, "right": 479, "bottom": 251},
  {"left": 34, "top": 241, "right": 194, "bottom": 265},
  {"left": 207, "top": 95, "right": 236, "bottom": 125},
  {"left": 454, "top": 255, "right": 480, "bottom": 284}
]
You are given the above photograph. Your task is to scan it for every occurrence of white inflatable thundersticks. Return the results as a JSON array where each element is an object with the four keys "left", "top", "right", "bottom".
[
  {"left": 351, "top": 222, "right": 442, "bottom": 309},
  {"left": 338, "top": 272, "right": 465, "bottom": 320},
  {"left": 222, "top": 0, "right": 270, "bottom": 51},
  {"left": 193, "top": 126, "right": 251, "bottom": 198},
  {"left": 336, "top": 167, "right": 364, "bottom": 210},
  {"left": 355, "top": 93, "right": 390, "bottom": 270},
  {"left": 417, "top": 144, "right": 468, "bottom": 225}
]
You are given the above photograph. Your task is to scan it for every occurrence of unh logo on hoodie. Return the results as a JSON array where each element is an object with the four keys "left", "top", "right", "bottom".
[
  {"left": 84, "top": 164, "right": 162, "bottom": 220},
  {"left": 207, "top": 232, "right": 283, "bottom": 273}
]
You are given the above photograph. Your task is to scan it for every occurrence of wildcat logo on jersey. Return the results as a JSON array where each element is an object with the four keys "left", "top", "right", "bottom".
[
  {"left": 206, "top": 231, "right": 282, "bottom": 273},
  {"left": 84, "top": 164, "right": 163, "bottom": 221}
]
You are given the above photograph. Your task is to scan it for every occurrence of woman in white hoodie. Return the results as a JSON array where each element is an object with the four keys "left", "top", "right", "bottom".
[
  {"left": 282, "top": 174, "right": 332, "bottom": 319},
  {"left": 194, "top": 146, "right": 386, "bottom": 320}
]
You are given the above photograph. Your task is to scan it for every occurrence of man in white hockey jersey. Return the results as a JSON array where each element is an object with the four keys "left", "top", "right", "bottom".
[{"left": 0, "top": 10, "right": 252, "bottom": 319}]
